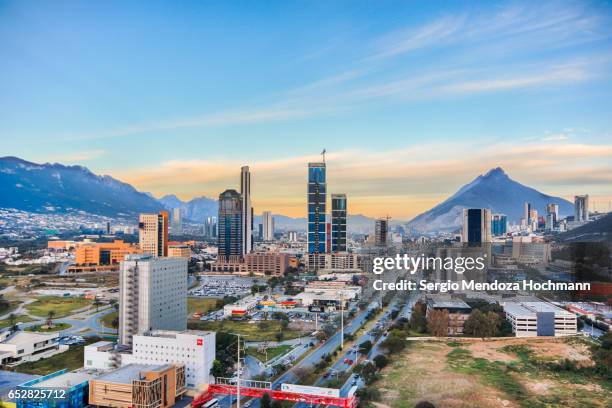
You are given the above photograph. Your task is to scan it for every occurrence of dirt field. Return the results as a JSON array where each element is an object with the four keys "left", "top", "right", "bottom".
[{"left": 376, "top": 337, "right": 611, "bottom": 408}]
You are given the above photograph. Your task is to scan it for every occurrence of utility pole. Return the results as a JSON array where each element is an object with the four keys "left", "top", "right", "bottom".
[
  {"left": 231, "top": 333, "right": 243, "bottom": 408},
  {"left": 340, "top": 292, "right": 346, "bottom": 350}
]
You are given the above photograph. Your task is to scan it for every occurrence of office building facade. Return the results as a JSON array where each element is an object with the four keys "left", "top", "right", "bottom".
[
  {"left": 218, "top": 189, "right": 243, "bottom": 261},
  {"left": 172, "top": 208, "right": 182, "bottom": 235},
  {"left": 491, "top": 213, "right": 507, "bottom": 236},
  {"left": 119, "top": 255, "right": 187, "bottom": 346},
  {"left": 574, "top": 194, "right": 589, "bottom": 222},
  {"left": 138, "top": 211, "right": 169, "bottom": 257},
  {"left": 240, "top": 166, "right": 253, "bottom": 255},
  {"left": 331, "top": 194, "right": 347, "bottom": 252},
  {"left": 375, "top": 218, "right": 388, "bottom": 247},
  {"left": 262, "top": 211, "right": 274, "bottom": 241},
  {"left": 307, "top": 162, "right": 327, "bottom": 254},
  {"left": 462, "top": 208, "right": 492, "bottom": 243},
  {"left": 204, "top": 216, "right": 217, "bottom": 239}
]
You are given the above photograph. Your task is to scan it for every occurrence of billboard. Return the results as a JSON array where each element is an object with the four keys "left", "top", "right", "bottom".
[{"left": 280, "top": 383, "right": 340, "bottom": 398}]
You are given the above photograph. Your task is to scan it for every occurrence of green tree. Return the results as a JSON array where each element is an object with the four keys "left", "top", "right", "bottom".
[
  {"left": 46, "top": 310, "right": 55, "bottom": 328},
  {"left": 381, "top": 330, "right": 406, "bottom": 353},
  {"left": 410, "top": 301, "right": 427, "bottom": 333},
  {"left": 358, "top": 340, "right": 372, "bottom": 355},
  {"left": 373, "top": 354, "right": 389, "bottom": 369},
  {"left": 426, "top": 309, "right": 448, "bottom": 337}
]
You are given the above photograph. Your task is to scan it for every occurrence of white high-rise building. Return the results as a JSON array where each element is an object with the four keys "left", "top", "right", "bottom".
[
  {"left": 241, "top": 166, "right": 253, "bottom": 255},
  {"left": 172, "top": 208, "right": 182, "bottom": 235},
  {"left": 262, "top": 211, "right": 274, "bottom": 241},
  {"left": 574, "top": 195, "right": 589, "bottom": 222},
  {"left": 119, "top": 255, "right": 187, "bottom": 346}
]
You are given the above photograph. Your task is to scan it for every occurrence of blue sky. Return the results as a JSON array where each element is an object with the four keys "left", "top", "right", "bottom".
[{"left": 1, "top": 0, "right": 611, "bottom": 218}]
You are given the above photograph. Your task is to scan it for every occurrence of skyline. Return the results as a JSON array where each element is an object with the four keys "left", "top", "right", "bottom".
[{"left": 1, "top": 0, "right": 612, "bottom": 218}]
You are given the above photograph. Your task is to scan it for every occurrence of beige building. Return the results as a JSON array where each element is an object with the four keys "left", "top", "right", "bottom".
[
  {"left": 168, "top": 244, "right": 191, "bottom": 258},
  {"left": 89, "top": 363, "right": 185, "bottom": 408},
  {"left": 119, "top": 255, "right": 187, "bottom": 346},
  {"left": 211, "top": 252, "right": 290, "bottom": 276},
  {"left": 139, "top": 211, "right": 169, "bottom": 257}
]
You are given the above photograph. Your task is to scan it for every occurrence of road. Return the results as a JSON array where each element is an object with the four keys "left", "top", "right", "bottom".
[
  {"left": 219, "top": 300, "right": 381, "bottom": 408},
  {"left": 15, "top": 305, "right": 117, "bottom": 337}
]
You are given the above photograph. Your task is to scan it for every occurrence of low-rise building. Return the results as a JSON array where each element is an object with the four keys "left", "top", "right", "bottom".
[
  {"left": 211, "top": 252, "right": 290, "bottom": 276},
  {"left": 89, "top": 364, "right": 186, "bottom": 408},
  {"left": 16, "top": 369, "right": 99, "bottom": 408},
  {"left": 0, "top": 331, "right": 68, "bottom": 366},
  {"left": 168, "top": 244, "right": 191, "bottom": 258},
  {"left": 503, "top": 301, "right": 577, "bottom": 337},
  {"left": 426, "top": 298, "right": 472, "bottom": 335}
]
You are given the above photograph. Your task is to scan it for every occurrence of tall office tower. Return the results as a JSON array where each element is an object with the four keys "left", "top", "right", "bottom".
[
  {"left": 258, "top": 224, "right": 263, "bottom": 240},
  {"left": 106, "top": 221, "right": 111, "bottom": 235},
  {"left": 204, "top": 216, "right": 217, "bottom": 238},
  {"left": 240, "top": 166, "right": 253, "bottom": 256},
  {"left": 218, "top": 189, "right": 243, "bottom": 261},
  {"left": 118, "top": 254, "right": 187, "bottom": 346},
  {"left": 546, "top": 204, "right": 559, "bottom": 224},
  {"left": 375, "top": 218, "right": 388, "bottom": 247},
  {"left": 172, "top": 207, "right": 182, "bottom": 235},
  {"left": 524, "top": 202, "right": 532, "bottom": 224},
  {"left": 288, "top": 231, "right": 298, "bottom": 242},
  {"left": 574, "top": 195, "right": 589, "bottom": 222},
  {"left": 491, "top": 213, "right": 507, "bottom": 236},
  {"left": 138, "top": 211, "right": 168, "bottom": 257},
  {"left": 545, "top": 213, "right": 554, "bottom": 231},
  {"left": 462, "top": 208, "right": 492, "bottom": 243},
  {"left": 307, "top": 162, "right": 327, "bottom": 254},
  {"left": 262, "top": 211, "right": 275, "bottom": 241},
  {"left": 331, "top": 194, "right": 347, "bottom": 252}
]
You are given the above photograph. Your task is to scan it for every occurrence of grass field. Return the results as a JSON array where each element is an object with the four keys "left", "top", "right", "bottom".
[
  {"left": 14, "top": 337, "right": 102, "bottom": 375},
  {"left": 376, "top": 338, "right": 611, "bottom": 408},
  {"left": 25, "top": 296, "right": 92, "bottom": 318},
  {"left": 100, "top": 310, "right": 118, "bottom": 329},
  {"left": 25, "top": 322, "right": 72, "bottom": 332},
  {"left": 0, "top": 314, "right": 36, "bottom": 328},
  {"left": 187, "top": 297, "right": 220, "bottom": 316},
  {"left": 188, "top": 320, "right": 304, "bottom": 342},
  {"left": 246, "top": 344, "right": 292, "bottom": 362}
]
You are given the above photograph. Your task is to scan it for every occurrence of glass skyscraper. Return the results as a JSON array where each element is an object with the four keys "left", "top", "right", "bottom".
[
  {"left": 331, "top": 194, "right": 347, "bottom": 252},
  {"left": 491, "top": 213, "right": 507, "bottom": 236},
  {"left": 308, "top": 162, "right": 326, "bottom": 254},
  {"left": 218, "top": 189, "right": 243, "bottom": 261}
]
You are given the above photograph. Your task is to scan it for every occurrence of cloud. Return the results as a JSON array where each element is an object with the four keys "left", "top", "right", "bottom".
[
  {"left": 115, "top": 141, "right": 612, "bottom": 219},
  {"left": 54, "top": 2, "right": 611, "bottom": 142}
]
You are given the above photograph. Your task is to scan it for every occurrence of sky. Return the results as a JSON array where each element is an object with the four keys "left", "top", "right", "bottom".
[{"left": 1, "top": 0, "right": 612, "bottom": 219}]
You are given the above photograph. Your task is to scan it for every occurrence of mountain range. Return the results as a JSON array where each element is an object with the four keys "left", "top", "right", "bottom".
[
  {"left": 406, "top": 167, "right": 573, "bottom": 234},
  {"left": 0, "top": 156, "right": 163, "bottom": 217},
  {"left": 1, "top": 157, "right": 576, "bottom": 234}
]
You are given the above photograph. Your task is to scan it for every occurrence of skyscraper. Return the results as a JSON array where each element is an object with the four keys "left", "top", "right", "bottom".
[
  {"left": 375, "top": 218, "right": 388, "bottom": 247},
  {"left": 172, "top": 207, "right": 182, "bottom": 235},
  {"left": 574, "top": 195, "right": 589, "bottom": 222},
  {"left": 462, "top": 208, "right": 492, "bottom": 243},
  {"left": 331, "top": 194, "right": 347, "bottom": 252},
  {"left": 138, "top": 211, "right": 168, "bottom": 257},
  {"left": 491, "top": 213, "right": 507, "bottom": 236},
  {"left": 240, "top": 166, "right": 253, "bottom": 256},
  {"left": 307, "top": 162, "right": 326, "bottom": 254},
  {"left": 262, "top": 211, "right": 274, "bottom": 241},
  {"left": 118, "top": 254, "right": 187, "bottom": 346},
  {"left": 218, "top": 189, "right": 243, "bottom": 261},
  {"left": 524, "top": 202, "right": 532, "bottom": 224},
  {"left": 204, "top": 216, "right": 217, "bottom": 238},
  {"left": 546, "top": 203, "right": 559, "bottom": 224}
]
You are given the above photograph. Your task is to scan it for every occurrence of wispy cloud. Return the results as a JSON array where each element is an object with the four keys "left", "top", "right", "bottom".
[
  {"left": 48, "top": 149, "right": 106, "bottom": 162},
  {"left": 57, "top": 1, "right": 611, "bottom": 141},
  {"left": 115, "top": 140, "right": 612, "bottom": 218}
]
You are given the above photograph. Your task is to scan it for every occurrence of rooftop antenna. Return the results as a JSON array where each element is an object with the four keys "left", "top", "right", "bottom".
[{"left": 321, "top": 148, "right": 326, "bottom": 163}]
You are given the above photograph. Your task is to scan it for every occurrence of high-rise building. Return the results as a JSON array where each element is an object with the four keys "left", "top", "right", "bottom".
[
  {"left": 524, "top": 202, "right": 532, "bottom": 224},
  {"left": 574, "top": 195, "right": 589, "bottom": 222},
  {"left": 375, "top": 218, "right": 388, "bottom": 247},
  {"left": 307, "top": 162, "right": 326, "bottom": 254},
  {"left": 462, "top": 208, "right": 492, "bottom": 243},
  {"left": 218, "top": 189, "right": 243, "bottom": 262},
  {"left": 240, "top": 166, "right": 253, "bottom": 256},
  {"left": 546, "top": 204, "right": 559, "bottom": 224},
  {"left": 545, "top": 213, "right": 554, "bottom": 231},
  {"left": 288, "top": 231, "right": 298, "bottom": 242},
  {"left": 118, "top": 254, "right": 187, "bottom": 346},
  {"left": 262, "top": 211, "right": 274, "bottom": 241},
  {"left": 172, "top": 208, "right": 182, "bottom": 235},
  {"left": 491, "top": 213, "right": 507, "bottom": 236},
  {"left": 204, "top": 216, "right": 217, "bottom": 238},
  {"left": 138, "top": 211, "right": 168, "bottom": 257},
  {"left": 331, "top": 194, "right": 347, "bottom": 252}
]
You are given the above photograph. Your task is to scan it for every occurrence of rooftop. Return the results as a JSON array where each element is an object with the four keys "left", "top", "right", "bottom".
[
  {"left": 427, "top": 299, "right": 471, "bottom": 310},
  {"left": 32, "top": 371, "right": 94, "bottom": 388},
  {"left": 1, "top": 331, "right": 58, "bottom": 345},
  {"left": 503, "top": 301, "right": 572, "bottom": 316},
  {"left": 96, "top": 364, "right": 173, "bottom": 384}
]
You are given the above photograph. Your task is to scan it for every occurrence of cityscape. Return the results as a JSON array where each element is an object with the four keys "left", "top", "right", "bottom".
[{"left": 1, "top": 2, "right": 611, "bottom": 408}]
